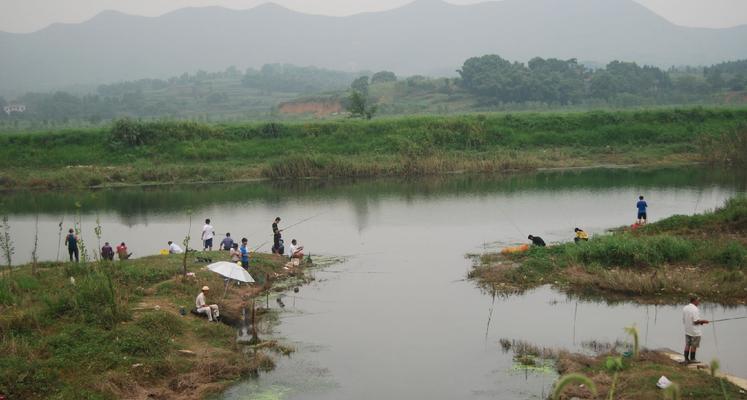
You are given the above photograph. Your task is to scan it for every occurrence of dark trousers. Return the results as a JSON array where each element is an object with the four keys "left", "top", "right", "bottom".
[{"left": 68, "top": 247, "right": 79, "bottom": 262}]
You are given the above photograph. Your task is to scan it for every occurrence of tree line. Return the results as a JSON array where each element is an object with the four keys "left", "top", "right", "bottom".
[{"left": 457, "top": 55, "right": 747, "bottom": 105}]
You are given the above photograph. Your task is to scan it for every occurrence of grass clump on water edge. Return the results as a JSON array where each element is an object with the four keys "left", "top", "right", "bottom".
[{"left": 470, "top": 197, "right": 747, "bottom": 304}]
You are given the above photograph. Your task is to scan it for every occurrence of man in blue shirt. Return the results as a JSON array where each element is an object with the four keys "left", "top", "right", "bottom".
[
  {"left": 220, "top": 233, "right": 234, "bottom": 251},
  {"left": 239, "top": 237, "right": 250, "bottom": 270},
  {"left": 637, "top": 195, "right": 648, "bottom": 224}
]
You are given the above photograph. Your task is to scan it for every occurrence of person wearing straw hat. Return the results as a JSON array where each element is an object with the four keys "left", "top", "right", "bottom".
[{"left": 195, "top": 286, "right": 220, "bottom": 322}]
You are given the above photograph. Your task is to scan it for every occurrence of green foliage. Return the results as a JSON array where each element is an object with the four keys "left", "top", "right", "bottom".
[
  {"left": 371, "top": 71, "right": 398, "bottom": 84},
  {"left": 552, "top": 373, "right": 597, "bottom": 400},
  {"left": 663, "top": 382, "right": 682, "bottom": 400},
  {"left": 135, "top": 311, "right": 186, "bottom": 337},
  {"left": 115, "top": 324, "right": 171, "bottom": 357},
  {"left": 604, "top": 356, "right": 625, "bottom": 373},
  {"left": 624, "top": 325, "right": 640, "bottom": 358},
  {"left": 345, "top": 91, "right": 378, "bottom": 120},
  {"left": 567, "top": 234, "right": 694, "bottom": 268},
  {"left": 110, "top": 118, "right": 219, "bottom": 147}
]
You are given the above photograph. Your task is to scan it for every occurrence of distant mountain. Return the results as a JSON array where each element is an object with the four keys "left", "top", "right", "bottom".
[{"left": 2, "top": 0, "right": 746, "bottom": 93}]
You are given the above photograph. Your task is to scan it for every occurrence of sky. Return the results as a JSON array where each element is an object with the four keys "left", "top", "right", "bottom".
[{"left": 1, "top": 0, "right": 747, "bottom": 33}]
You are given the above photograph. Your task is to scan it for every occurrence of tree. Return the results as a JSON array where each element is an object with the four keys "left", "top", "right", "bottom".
[
  {"left": 351, "top": 76, "right": 370, "bottom": 96},
  {"left": 345, "top": 90, "right": 377, "bottom": 120},
  {"left": 371, "top": 71, "right": 397, "bottom": 84}
]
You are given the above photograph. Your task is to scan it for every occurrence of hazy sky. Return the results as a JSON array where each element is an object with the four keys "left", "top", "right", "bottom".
[{"left": 1, "top": 0, "right": 747, "bottom": 33}]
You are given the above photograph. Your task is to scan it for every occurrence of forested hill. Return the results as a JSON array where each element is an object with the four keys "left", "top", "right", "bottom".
[{"left": 2, "top": 0, "right": 747, "bottom": 93}]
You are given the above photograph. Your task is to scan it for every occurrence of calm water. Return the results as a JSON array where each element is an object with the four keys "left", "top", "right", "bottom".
[{"left": 2, "top": 167, "right": 747, "bottom": 399}]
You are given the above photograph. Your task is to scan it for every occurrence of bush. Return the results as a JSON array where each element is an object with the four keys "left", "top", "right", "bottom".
[
  {"left": 567, "top": 234, "right": 694, "bottom": 268},
  {"left": 135, "top": 311, "right": 185, "bottom": 337},
  {"left": 115, "top": 325, "right": 170, "bottom": 357},
  {"left": 708, "top": 241, "right": 747, "bottom": 269}
]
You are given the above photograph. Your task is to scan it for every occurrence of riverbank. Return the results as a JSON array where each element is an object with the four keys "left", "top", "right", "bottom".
[
  {"left": 469, "top": 197, "right": 747, "bottom": 305},
  {"left": 1, "top": 107, "right": 745, "bottom": 190},
  {"left": 503, "top": 337, "right": 747, "bottom": 399},
  {"left": 0, "top": 251, "right": 318, "bottom": 399}
]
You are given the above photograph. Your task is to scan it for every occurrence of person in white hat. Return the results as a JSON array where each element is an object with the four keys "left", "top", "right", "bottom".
[{"left": 195, "top": 286, "right": 220, "bottom": 322}]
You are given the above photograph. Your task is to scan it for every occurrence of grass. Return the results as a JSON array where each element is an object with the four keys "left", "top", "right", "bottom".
[
  {"left": 555, "top": 350, "right": 746, "bottom": 400},
  {"left": 0, "top": 251, "right": 313, "bottom": 399},
  {"left": 1, "top": 107, "right": 746, "bottom": 189},
  {"left": 469, "top": 197, "right": 747, "bottom": 304}
]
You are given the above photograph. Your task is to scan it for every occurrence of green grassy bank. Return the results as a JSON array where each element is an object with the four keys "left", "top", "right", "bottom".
[
  {"left": 0, "top": 252, "right": 310, "bottom": 400},
  {"left": 1, "top": 107, "right": 746, "bottom": 189},
  {"left": 470, "top": 197, "right": 747, "bottom": 304}
]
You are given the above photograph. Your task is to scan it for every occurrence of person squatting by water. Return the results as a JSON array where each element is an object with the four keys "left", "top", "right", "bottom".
[
  {"left": 289, "top": 239, "right": 304, "bottom": 259},
  {"left": 637, "top": 195, "right": 648, "bottom": 224},
  {"left": 220, "top": 233, "right": 234, "bottom": 251},
  {"left": 527, "top": 234, "right": 546, "bottom": 247},
  {"left": 272, "top": 217, "right": 283, "bottom": 254},
  {"left": 117, "top": 242, "right": 132, "bottom": 260},
  {"left": 168, "top": 241, "right": 183, "bottom": 254},
  {"left": 574, "top": 227, "right": 589, "bottom": 243},
  {"left": 202, "top": 218, "right": 215, "bottom": 251},
  {"left": 683, "top": 295, "right": 709, "bottom": 363},
  {"left": 195, "top": 286, "right": 220, "bottom": 322},
  {"left": 64, "top": 228, "right": 79, "bottom": 262},
  {"left": 100, "top": 242, "right": 114, "bottom": 261}
]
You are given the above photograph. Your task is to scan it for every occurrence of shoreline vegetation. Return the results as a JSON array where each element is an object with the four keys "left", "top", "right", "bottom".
[
  {"left": 501, "top": 337, "right": 747, "bottom": 400},
  {"left": 469, "top": 197, "right": 747, "bottom": 305},
  {"left": 0, "top": 251, "right": 323, "bottom": 399},
  {"left": 1, "top": 107, "right": 746, "bottom": 190}
]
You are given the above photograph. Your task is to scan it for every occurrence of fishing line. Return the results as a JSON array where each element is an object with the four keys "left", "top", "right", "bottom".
[
  {"left": 252, "top": 210, "right": 331, "bottom": 251},
  {"left": 495, "top": 204, "right": 525, "bottom": 239}
]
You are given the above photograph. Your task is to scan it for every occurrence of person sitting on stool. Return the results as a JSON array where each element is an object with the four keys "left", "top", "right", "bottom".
[{"left": 195, "top": 286, "right": 220, "bottom": 322}]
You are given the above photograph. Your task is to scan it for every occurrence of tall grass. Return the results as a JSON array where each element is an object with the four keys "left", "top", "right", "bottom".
[{"left": 552, "top": 373, "right": 597, "bottom": 400}]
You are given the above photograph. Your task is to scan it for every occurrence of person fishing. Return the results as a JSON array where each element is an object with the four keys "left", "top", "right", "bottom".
[
  {"left": 574, "top": 227, "right": 589, "bottom": 243},
  {"left": 239, "top": 237, "right": 250, "bottom": 270},
  {"left": 636, "top": 195, "right": 648, "bottom": 224},
  {"left": 527, "top": 234, "right": 546, "bottom": 247},
  {"left": 195, "top": 286, "right": 220, "bottom": 322},
  {"left": 168, "top": 240, "right": 183, "bottom": 254},
  {"left": 64, "top": 228, "right": 79, "bottom": 262},
  {"left": 101, "top": 242, "right": 114, "bottom": 261},
  {"left": 220, "top": 232, "right": 234, "bottom": 251},
  {"left": 272, "top": 217, "right": 283, "bottom": 254},
  {"left": 202, "top": 218, "right": 215, "bottom": 251},
  {"left": 683, "top": 295, "right": 709, "bottom": 363}
]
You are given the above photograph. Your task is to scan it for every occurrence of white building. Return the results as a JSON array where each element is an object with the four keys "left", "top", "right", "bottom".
[{"left": 3, "top": 104, "right": 26, "bottom": 115}]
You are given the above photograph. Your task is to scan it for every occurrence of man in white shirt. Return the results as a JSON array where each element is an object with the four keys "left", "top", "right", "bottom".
[
  {"left": 202, "top": 218, "right": 215, "bottom": 251},
  {"left": 682, "top": 295, "right": 709, "bottom": 363},
  {"left": 168, "top": 241, "right": 183, "bottom": 254},
  {"left": 195, "top": 286, "right": 220, "bottom": 322},
  {"left": 288, "top": 239, "right": 304, "bottom": 259}
]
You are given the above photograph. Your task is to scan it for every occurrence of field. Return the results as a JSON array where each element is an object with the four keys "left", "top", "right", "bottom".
[{"left": 1, "top": 107, "right": 746, "bottom": 190}]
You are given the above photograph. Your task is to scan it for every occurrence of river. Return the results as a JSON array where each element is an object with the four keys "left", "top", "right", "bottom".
[{"left": 2, "top": 167, "right": 746, "bottom": 399}]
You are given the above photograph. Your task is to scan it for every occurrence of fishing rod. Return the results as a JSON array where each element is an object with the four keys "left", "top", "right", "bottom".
[
  {"left": 280, "top": 210, "right": 331, "bottom": 232},
  {"left": 710, "top": 316, "right": 747, "bottom": 323},
  {"left": 252, "top": 210, "right": 330, "bottom": 251}
]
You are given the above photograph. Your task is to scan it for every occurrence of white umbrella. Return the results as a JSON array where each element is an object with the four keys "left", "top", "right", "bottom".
[{"left": 207, "top": 261, "right": 255, "bottom": 283}]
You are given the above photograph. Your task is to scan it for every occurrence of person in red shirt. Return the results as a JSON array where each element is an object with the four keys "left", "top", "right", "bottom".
[{"left": 116, "top": 242, "right": 132, "bottom": 260}]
